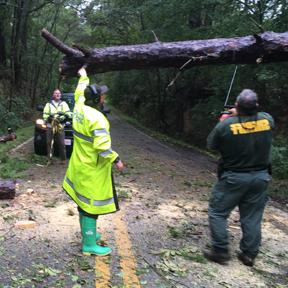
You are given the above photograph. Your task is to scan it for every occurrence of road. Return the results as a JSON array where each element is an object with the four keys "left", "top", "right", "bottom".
[{"left": 0, "top": 111, "right": 287, "bottom": 288}]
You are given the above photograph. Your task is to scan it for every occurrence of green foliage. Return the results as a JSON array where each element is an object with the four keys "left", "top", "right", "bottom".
[
  {"left": 0, "top": 125, "right": 33, "bottom": 178},
  {"left": 168, "top": 226, "right": 182, "bottom": 238},
  {"left": 167, "top": 221, "right": 203, "bottom": 240},
  {"left": 153, "top": 246, "right": 207, "bottom": 264},
  {"left": 0, "top": 96, "right": 33, "bottom": 134},
  {"left": 0, "top": 156, "right": 30, "bottom": 179},
  {"left": 0, "top": 110, "right": 20, "bottom": 134},
  {"left": 266, "top": 136, "right": 288, "bottom": 199},
  {"left": 271, "top": 146, "right": 288, "bottom": 180},
  {"left": 29, "top": 154, "right": 47, "bottom": 165},
  {"left": 0, "top": 125, "right": 33, "bottom": 155},
  {"left": 269, "top": 180, "right": 288, "bottom": 200},
  {"left": 191, "top": 178, "right": 213, "bottom": 188},
  {"left": 179, "top": 248, "right": 207, "bottom": 264},
  {"left": 0, "top": 0, "right": 84, "bottom": 127},
  {"left": 117, "top": 188, "right": 133, "bottom": 200},
  {"left": 271, "top": 136, "right": 288, "bottom": 180}
]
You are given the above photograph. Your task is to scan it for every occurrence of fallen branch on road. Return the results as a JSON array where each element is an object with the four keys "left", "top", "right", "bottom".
[{"left": 141, "top": 256, "right": 191, "bottom": 288}]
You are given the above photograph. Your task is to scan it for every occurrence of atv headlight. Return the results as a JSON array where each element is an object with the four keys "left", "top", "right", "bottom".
[
  {"left": 36, "top": 119, "right": 47, "bottom": 128},
  {"left": 36, "top": 119, "right": 45, "bottom": 125}
]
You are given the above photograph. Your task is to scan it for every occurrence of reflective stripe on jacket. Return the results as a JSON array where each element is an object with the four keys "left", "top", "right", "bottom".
[
  {"left": 63, "top": 76, "right": 119, "bottom": 215},
  {"left": 43, "top": 101, "right": 71, "bottom": 121}
]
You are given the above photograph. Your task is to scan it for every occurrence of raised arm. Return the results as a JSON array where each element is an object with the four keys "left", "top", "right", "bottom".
[{"left": 74, "top": 67, "right": 89, "bottom": 102}]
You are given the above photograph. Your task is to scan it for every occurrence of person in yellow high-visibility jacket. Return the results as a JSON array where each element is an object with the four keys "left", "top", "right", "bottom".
[
  {"left": 43, "top": 89, "right": 71, "bottom": 161},
  {"left": 63, "top": 67, "right": 124, "bottom": 256}
]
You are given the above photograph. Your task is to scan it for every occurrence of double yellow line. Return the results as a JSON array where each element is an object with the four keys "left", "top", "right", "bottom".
[{"left": 95, "top": 209, "right": 141, "bottom": 288}]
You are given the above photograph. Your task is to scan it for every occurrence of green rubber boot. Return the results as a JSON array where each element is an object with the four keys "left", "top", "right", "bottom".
[
  {"left": 81, "top": 215, "right": 111, "bottom": 256},
  {"left": 79, "top": 212, "right": 101, "bottom": 241}
]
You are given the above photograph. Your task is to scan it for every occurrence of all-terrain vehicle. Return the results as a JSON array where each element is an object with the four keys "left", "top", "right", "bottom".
[{"left": 34, "top": 93, "right": 74, "bottom": 158}]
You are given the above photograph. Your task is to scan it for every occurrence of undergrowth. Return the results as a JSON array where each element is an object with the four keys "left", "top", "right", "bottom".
[{"left": 0, "top": 125, "right": 33, "bottom": 178}]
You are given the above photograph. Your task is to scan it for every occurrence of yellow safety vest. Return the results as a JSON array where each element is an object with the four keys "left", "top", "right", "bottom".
[
  {"left": 63, "top": 76, "right": 119, "bottom": 215},
  {"left": 43, "top": 101, "right": 71, "bottom": 121}
]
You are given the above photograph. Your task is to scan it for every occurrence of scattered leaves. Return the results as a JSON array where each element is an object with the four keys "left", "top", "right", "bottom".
[{"left": 156, "top": 258, "right": 187, "bottom": 277}]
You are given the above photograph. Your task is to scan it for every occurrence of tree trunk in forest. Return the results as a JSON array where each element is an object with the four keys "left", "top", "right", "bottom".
[
  {"left": 41, "top": 29, "right": 288, "bottom": 77},
  {"left": 30, "top": 4, "right": 62, "bottom": 108},
  {"left": 11, "top": 0, "right": 32, "bottom": 86},
  {"left": 0, "top": 25, "right": 6, "bottom": 66},
  {"left": 9, "top": 0, "right": 32, "bottom": 111}
]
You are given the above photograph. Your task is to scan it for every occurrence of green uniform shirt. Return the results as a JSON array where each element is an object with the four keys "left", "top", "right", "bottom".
[{"left": 207, "top": 112, "right": 274, "bottom": 172}]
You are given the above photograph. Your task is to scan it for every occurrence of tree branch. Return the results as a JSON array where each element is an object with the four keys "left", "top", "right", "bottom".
[
  {"left": 41, "top": 28, "right": 84, "bottom": 57},
  {"left": 248, "top": 16, "right": 265, "bottom": 32},
  {"left": 235, "top": 0, "right": 257, "bottom": 14},
  {"left": 29, "top": 0, "right": 54, "bottom": 14}
]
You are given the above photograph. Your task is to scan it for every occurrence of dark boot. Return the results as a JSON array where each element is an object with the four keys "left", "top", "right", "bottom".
[
  {"left": 203, "top": 248, "right": 231, "bottom": 264},
  {"left": 237, "top": 252, "right": 255, "bottom": 267}
]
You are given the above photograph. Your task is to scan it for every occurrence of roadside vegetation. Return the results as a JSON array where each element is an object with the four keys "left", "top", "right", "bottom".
[
  {"left": 113, "top": 106, "right": 288, "bottom": 202},
  {"left": 0, "top": 125, "right": 35, "bottom": 178},
  {"left": 269, "top": 136, "right": 288, "bottom": 201}
]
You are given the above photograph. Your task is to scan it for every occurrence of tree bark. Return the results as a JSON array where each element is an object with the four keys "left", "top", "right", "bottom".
[
  {"left": 41, "top": 29, "right": 288, "bottom": 77},
  {"left": 0, "top": 25, "right": 6, "bottom": 66},
  {"left": 0, "top": 180, "right": 16, "bottom": 200}
]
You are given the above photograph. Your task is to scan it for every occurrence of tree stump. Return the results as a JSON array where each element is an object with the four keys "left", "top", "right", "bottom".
[{"left": 0, "top": 180, "right": 16, "bottom": 199}]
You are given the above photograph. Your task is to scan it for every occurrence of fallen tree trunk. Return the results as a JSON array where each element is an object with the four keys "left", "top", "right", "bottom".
[
  {"left": 0, "top": 129, "right": 16, "bottom": 143},
  {"left": 41, "top": 29, "right": 288, "bottom": 77},
  {"left": 0, "top": 180, "right": 16, "bottom": 199}
]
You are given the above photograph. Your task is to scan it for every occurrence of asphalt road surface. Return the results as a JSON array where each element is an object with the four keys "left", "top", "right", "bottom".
[{"left": 0, "top": 111, "right": 287, "bottom": 288}]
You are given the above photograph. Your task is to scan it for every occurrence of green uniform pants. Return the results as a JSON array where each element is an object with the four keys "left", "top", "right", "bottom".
[{"left": 208, "top": 170, "right": 270, "bottom": 258}]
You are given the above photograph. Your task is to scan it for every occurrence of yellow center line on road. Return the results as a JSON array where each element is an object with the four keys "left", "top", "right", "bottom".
[
  {"left": 95, "top": 231, "right": 111, "bottom": 288},
  {"left": 113, "top": 209, "right": 141, "bottom": 288}
]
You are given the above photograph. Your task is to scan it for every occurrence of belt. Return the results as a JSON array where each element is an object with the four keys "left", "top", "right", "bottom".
[{"left": 224, "top": 168, "right": 268, "bottom": 173}]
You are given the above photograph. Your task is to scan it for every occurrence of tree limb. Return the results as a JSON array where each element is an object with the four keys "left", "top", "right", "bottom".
[
  {"left": 41, "top": 29, "right": 288, "bottom": 77},
  {"left": 29, "top": 0, "right": 54, "bottom": 14},
  {"left": 41, "top": 28, "right": 84, "bottom": 57}
]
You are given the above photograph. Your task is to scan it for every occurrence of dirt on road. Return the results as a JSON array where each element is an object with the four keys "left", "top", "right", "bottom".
[{"left": 0, "top": 112, "right": 287, "bottom": 288}]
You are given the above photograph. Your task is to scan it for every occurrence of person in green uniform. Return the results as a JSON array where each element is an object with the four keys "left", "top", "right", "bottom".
[
  {"left": 203, "top": 89, "right": 274, "bottom": 266},
  {"left": 63, "top": 67, "right": 124, "bottom": 256}
]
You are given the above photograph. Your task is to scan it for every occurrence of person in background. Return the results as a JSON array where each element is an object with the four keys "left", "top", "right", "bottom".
[{"left": 43, "top": 89, "right": 71, "bottom": 161}]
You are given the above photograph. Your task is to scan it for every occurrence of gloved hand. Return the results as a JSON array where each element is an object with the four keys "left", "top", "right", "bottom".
[
  {"left": 78, "top": 67, "right": 87, "bottom": 77},
  {"left": 59, "top": 115, "right": 66, "bottom": 122},
  {"left": 47, "top": 115, "right": 53, "bottom": 123}
]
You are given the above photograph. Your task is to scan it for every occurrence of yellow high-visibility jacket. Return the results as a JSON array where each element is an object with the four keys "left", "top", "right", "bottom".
[
  {"left": 43, "top": 101, "right": 71, "bottom": 122},
  {"left": 63, "top": 76, "right": 119, "bottom": 215}
]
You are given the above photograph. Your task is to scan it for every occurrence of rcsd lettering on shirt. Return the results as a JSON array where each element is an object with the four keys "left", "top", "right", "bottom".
[{"left": 230, "top": 119, "right": 271, "bottom": 135}]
